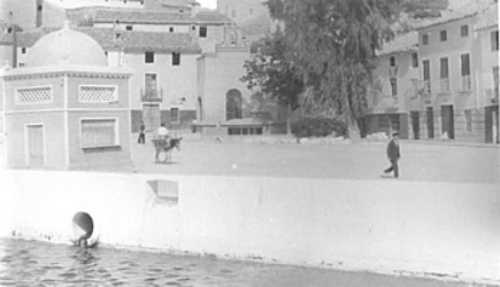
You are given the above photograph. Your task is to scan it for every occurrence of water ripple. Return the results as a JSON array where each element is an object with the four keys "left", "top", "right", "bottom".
[{"left": 0, "top": 238, "right": 491, "bottom": 287}]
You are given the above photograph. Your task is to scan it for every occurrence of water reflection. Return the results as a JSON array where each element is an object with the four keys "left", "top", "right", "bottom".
[{"left": 0, "top": 238, "right": 492, "bottom": 287}]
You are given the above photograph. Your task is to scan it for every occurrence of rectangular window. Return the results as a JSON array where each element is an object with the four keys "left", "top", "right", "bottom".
[
  {"left": 172, "top": 52, "right": 181, "bottom": 66},
  {"left": 464, "top": 109, "right": 473, "bottom": 132},
  {"left": 422, "top": 33, "right": 429, "bottom": 45},
  {"left": 169, "top": 27, "right": 174, "bottom": 32},
  {"left": 145, "top": 73, "right": 157, "bottom": 97},
  {"left": 411, "top": 53, "right": 418, "bottom": 68},
  {"left": 21, "top": 47, "right": 26, "bottom": 54},
  {"left": 126, "top": 25, "right": 133, "bottom": 31},
  {"left": 389, "top": 56, "right": 396, "bottom": 67},
  {"left": 461, "top": 53, "right": 471, "bottom": 90},
  {"left": 170, "top": 107, "right": 179, "bottom": 122},
  {"left": 440, "top": 30, "right": 447, "bottom": 41},
  {"left": 80, "top": 118, "right": 118, "bottom": 148},
  {"left": 461, "top": 53, "right": 470, "bottom": 76},
  {"left": 460, "top": 25, "right": 468, "bottom": 37},
  {"left": 440, "top": 57, "right": 449, "bottom": 92},
  {"left": 492, "top": 30, "right": 499, "bottom": 51},
  {"left": 440, "top": 57, "right": 449, "bottom": 79},
  {"left": 199, "top": 26, "right": 207, "bottom": 38},
  {"left": 423, "top": 59, "right": 431, "bottom": 93},
  {"left": 493, "top": 66, "right": 499, "bottom": 98},
  {"left": 145, "top": 51, "right": 154, "bottom": 63},
  {"left": 390, "top": 78, "right": 398, "bottom": 97},
  {"left": 423, "top": 60, "right": 431, "bottom": 80}
]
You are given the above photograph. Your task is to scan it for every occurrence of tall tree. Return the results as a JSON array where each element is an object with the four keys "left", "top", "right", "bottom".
[
  {"left": 265, "top": 0, "right": 404, "bottom": 138},
  {"left": 241, "top": 29, "right": 304, "bottom": 134}
]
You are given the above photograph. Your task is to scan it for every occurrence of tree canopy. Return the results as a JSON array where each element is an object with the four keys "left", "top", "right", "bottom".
[
  {"left": 242, "top": 29, "right": 304, "bottom": 110},
  {"left": 242, "top": 0, "right": 449, "bottom": 138},
  {"left": 241, "top": 28, "right": 304, "bottom": 133},
  {"left": 265, "top": 0, "right": 406, "bottom": 137}
]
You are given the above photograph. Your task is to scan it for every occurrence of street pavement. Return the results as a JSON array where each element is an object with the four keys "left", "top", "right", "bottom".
[{"left": 131, "top": 137, "right": 500, "bottom": 183}]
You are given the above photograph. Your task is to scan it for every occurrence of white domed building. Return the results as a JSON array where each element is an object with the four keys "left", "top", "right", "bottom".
[{"left": 1, "top": 24, "right": 133, "bottom": 170}]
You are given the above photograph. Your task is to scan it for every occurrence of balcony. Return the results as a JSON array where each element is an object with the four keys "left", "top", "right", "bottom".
[
  {"left": 460, "top": 75, "right": 472, "bottom": 92},
  {"left": 141, "top": 88, "right": 163, "bottom": 103},
  {"left": 439, "top": 78, "right": 450, "bottom": 94},
  {"left": 423, "top": 80, "right": 431, "bottom": 94}
]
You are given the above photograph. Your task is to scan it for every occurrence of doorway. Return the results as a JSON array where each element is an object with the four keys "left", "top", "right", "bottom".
[
  {"left": 485, "top": 105, "right": 499, "bottom": 143},
  {"left": 410, "top": 111, "right": 420, "bottom": 140},
  {"left": 143, "top": 103, "right": 160, "bottom": 132},
  {"left": 426, "top": 107, "right": 434, "bottom": 139},
  {"left": 25, "top": 124, "right": 45, "bottom": 167},
  {"left": 441, "top": 105, "right": 455, "bottom": 139}
]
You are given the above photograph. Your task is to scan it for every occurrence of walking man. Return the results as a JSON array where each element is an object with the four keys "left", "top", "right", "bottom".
[
  {"left": 384, "top": 132, "right": 401, "bottom": 178},
  {"left": 137, "top": 122, "right": 146, "bottom": 144}
]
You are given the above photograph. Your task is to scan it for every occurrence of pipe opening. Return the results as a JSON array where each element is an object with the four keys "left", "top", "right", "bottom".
[{"left": 72, "top": 212, "right": 94, "bottom": 245}]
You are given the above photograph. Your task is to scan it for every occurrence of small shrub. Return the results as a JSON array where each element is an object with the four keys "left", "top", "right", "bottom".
[{"left": 291, "top": 117, "right": 347, "bottom": 138}]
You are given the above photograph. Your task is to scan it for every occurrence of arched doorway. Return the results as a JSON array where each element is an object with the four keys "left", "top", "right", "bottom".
[{"left": 226, "top": 89, "right": 242, "bottom": 121}]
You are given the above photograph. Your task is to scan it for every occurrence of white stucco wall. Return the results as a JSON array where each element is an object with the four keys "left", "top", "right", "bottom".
[
  {"left": 123, "top": 52, "right": 199, "bottom": 111},
  {"left": 0, "top": 170, "right": 498, "bottom": 284},
  {"left": 371, "top": 52, "right": 419, "bottom": 114},
  {"left": 418, "top": 17, "right": 478, "bottom": 104},
  {"left": 198, "top": 47, "right": 252, "bottom": 123},
  {"left": 217, "top": 0, "right": 269, "bottom": 25},
  {"left": 477, "top": 26, "right": 499, "bottom": 107}
]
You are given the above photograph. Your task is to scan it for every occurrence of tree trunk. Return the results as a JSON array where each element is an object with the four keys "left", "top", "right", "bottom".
[
  {"left": 346, "top": 113, "right": 361, "bottom": 140},
  {"left": 286, "top": 102, "right": 292, "bottom": 136}
]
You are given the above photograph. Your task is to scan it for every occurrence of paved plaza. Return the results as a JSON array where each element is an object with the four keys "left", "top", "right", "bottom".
[{"left": 131, "top": 136, "right": 500, "bottom": 183}]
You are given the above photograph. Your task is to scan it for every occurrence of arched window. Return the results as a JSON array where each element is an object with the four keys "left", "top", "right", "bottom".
[{"left": 226, "top": 89, "right": 242, "bottom": 121}]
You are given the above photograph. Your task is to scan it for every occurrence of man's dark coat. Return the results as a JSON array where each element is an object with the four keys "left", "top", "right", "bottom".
[{"left": 387, "top": 139, "right": 400, "bottom": 161}]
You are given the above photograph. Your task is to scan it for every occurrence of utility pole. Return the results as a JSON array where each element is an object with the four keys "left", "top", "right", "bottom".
[{"left": 9, "top": 11, "right": 18, "bottom": 68}]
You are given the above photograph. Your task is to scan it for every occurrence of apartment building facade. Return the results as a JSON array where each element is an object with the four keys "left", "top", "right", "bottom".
[
  {"left": 414, "top": 1, "right": 498, "bottom": 143},
  {"left": 364, "top": 0, "right": 498, "bottom": 144}
]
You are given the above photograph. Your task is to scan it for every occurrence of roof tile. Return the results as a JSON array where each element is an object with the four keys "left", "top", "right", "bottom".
[
  {"left": 66, "top": 6, "right": 231, "bottom": 25},
  {"left": 0, "top": 27, "right": 201, "bottom": 54}
]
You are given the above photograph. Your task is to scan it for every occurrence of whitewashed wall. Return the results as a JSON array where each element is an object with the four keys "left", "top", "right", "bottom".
[{"left": 0, "top": 170, "right": 498, "bottom": 284}]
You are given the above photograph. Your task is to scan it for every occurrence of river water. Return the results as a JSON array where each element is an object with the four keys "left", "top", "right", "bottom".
[{"left": 0, "top": 238, "right": 490, "bottom": 287}]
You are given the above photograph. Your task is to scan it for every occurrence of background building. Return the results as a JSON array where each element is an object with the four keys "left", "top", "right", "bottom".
[
  {"left": 216, "top": 0, "right": 274, "bottom": 43},
  {"left": 1, "top": 26, "right": 133, "bottom": 170},
  {"left": 415, "top": 0, "right": 498, "bottom": 142},
  {"left": 363, "top": 32, "right": 420, "bottom": 139}
]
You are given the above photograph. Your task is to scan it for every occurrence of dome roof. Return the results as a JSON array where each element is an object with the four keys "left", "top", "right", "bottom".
[{"left": 26, "top": 24, "right": 107, "bottom": 67}]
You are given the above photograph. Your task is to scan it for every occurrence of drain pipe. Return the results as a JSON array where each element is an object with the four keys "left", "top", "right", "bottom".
[{"left": 72, "top": 212, "right": 99, "bottom": 248}]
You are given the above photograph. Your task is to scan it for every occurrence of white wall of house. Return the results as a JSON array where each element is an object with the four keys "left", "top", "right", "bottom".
[
  {"left": 217, "top": 0, "right": 268, "bottom": 25},
  {"left": 197, "top": 46, "right": 251, "bottom": 123},
  {"left": 123, "top": 51, "right": 199, "bottom": 111},
  {"left": 371, "top": 52, "right": 419, "bottom": 114},
  {"left": 418, "top": 17, "right": 478, "bottom": 102},
  {"left": 94, "top": 23, "right": 192, "bottom": 33},
  {"left": 476, "top": 26, "right": 499, "bottom": 107},
  {"left": 0, "top": 0, "right": 37, "bottom": 30}
]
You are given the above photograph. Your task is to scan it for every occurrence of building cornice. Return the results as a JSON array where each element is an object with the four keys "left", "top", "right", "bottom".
[{"left": 1, "top": 65, "right": 133, "bottom": 81}]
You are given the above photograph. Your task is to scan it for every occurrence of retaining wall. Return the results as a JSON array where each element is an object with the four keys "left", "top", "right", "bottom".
[{"left": 0, "top": 170, "right": 498, "bottom": 284}]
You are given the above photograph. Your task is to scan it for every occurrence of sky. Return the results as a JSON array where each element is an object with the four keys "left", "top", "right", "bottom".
[{"left": 197, "top": 0, "right": 217, "bottom": 9}]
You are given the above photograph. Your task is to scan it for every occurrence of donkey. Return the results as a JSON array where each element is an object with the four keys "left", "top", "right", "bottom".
[{"left": 152, "top": 137, "right": 182, "bottom": 163}]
